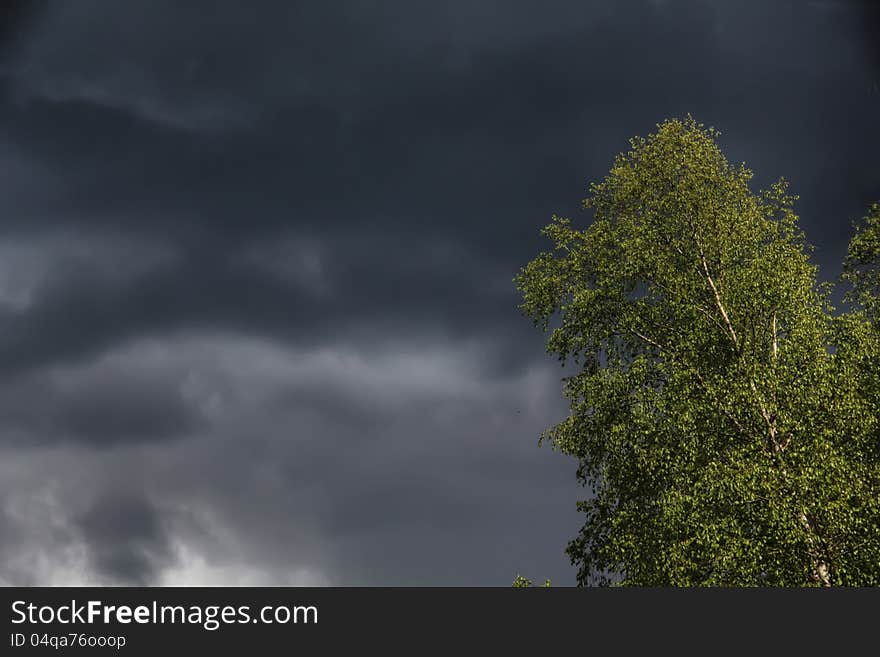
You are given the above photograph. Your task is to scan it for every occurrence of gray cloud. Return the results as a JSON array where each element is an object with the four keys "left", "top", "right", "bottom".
[
  {"left": 74, "top": 494, "right": 176, "bottom": 586},
  {"left": 0, "top": 334, "right": 575, "bottom": 585},
  {"left": 0, "top": 351, "right": 203, "bottom": 447}
]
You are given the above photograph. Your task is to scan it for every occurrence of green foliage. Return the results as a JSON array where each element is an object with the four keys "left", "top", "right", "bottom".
[
  {"left": 512, "top": 575, "right": 551, "bottom": 587},
  {"left": 516, "top": 116, "right": 880, "bottom": 586},
  {"left": 843, "top": 202, "right": 880, "bottom": 322}
]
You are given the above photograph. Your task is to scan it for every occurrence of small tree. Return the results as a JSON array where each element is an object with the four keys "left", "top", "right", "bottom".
[
  {"left": 512, "top": 575, "right": 551, "bottom": 588},
  {"left": 516, "top": 117, "right": 880, "bottom": 586}
]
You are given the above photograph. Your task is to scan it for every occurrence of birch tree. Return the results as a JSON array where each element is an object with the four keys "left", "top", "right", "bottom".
[{"left": 516, "top": 117, "right": 880, "bottom": 586}]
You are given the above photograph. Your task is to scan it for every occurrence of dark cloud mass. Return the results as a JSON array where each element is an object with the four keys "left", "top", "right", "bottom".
[{"left": 0, "top": 0, "right": 876, "bottom": 585}]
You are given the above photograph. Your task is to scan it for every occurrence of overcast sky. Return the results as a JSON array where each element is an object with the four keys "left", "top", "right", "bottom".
[{"left": 0, "top": 0, "right": 877, "bottom": 586}]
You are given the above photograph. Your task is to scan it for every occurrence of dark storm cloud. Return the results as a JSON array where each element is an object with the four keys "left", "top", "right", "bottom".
[
  {"left": 74, "top": 494, "right": 175, "bottom": 586},
  {"left": 0, "top": 334, "right": 575, "bottom": 585},
  {"left": 0, "top": 1, "right": 720, "bottom": 241},
  {"left": 0, "top": 231, "right": 522, "bottom": 375},
  {"left": 0, "top": 1, "right": 46, "bottom": 55},
  {"left": 0, "top": 0, "right": 876, "bottom": 585},
  {"left": 0, "top": 350, "right": 204, "bottom": 447},
  {"left": 850, "top": 0, "right": 880, "bottom": 75}
]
